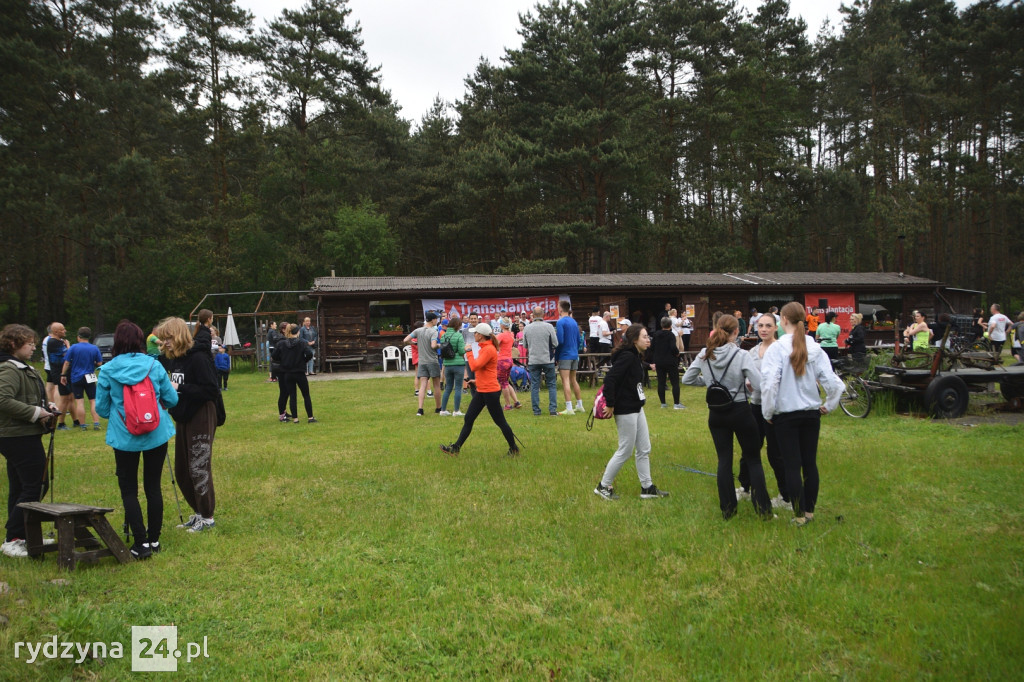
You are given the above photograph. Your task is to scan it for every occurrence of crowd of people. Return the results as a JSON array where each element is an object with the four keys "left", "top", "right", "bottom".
[
  {"left": 0, "top": 312, "right": 227, "bottom": 559},
  {"left": 4, "top": 298, "right": 1022, "bottom": 562}
]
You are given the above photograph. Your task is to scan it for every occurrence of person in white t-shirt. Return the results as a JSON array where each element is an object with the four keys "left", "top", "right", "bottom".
[
  {"left": 988, "top": 303, "right": 1012, "bottom": 354},
  {"left": 588, "top": 307, "right": 603, "bottom": 354}
]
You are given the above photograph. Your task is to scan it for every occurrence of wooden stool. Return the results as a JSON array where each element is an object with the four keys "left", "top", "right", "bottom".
[{"left": 17, "top": 502, "right": 134, "bottom": 570}]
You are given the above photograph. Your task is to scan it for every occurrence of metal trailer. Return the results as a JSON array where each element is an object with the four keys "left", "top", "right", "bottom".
[{"left": 872, "top": 359, "right": 1024, "bottom": 419}]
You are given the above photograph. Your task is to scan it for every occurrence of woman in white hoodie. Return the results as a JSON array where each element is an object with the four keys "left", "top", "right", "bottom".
[{"left": 760, "top": 302, "right": 844, "bottom": 526}]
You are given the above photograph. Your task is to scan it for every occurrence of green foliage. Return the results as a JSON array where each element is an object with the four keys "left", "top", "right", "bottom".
[
  {"left": 1, "top": 0, "right": 1022, "bottom": 331},
  {"left": 324, "top": 199, "right": 397, "bottom": 276}
]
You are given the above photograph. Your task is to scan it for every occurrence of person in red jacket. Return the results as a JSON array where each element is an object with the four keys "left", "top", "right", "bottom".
[{"left": 440, "top": 324, "right": 520, "bottom": 457}]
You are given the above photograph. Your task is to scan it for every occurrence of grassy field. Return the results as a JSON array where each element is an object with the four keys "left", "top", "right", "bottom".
[{"left": 0, "top": 368, "right": 1021, "bottom": 680}]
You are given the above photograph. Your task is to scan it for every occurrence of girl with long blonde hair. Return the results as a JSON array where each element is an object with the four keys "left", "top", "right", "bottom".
[{"left": 760, "top": 302, "right": 844, "bottom": 526}]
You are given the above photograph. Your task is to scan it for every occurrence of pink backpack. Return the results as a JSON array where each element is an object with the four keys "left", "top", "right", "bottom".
[
  {"left": 586, "top": 387, "right": 613, "bottom": 431},
  {"left": 123, "top": 361, "right": 160, "bottom": 436}
]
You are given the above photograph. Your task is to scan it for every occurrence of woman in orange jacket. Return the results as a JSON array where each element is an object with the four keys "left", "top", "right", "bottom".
[{"left": 440, "top": 324, "right": 520, "bottom": 457}]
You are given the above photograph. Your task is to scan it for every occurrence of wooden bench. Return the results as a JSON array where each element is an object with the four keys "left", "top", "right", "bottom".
[
  {"left": 324, "top": 355, "right": 365, "bottom": 372},
  {"left": 17, "top": 502, "right": 133, "bottom": 570}
]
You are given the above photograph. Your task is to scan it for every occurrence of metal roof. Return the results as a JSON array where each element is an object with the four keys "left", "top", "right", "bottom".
[{"left": 311, "top": 272, "right": 941, "bottom": 295}]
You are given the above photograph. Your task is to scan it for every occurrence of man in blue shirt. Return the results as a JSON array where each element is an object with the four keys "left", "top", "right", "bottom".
[
  {"left": 555, "top": 300, "right": 584, "bottom": 415},
  {"left": 61, "top": 327, "right": 103, "bottom": 430}
]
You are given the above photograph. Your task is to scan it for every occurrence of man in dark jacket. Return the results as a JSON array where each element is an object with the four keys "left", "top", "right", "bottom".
[{"left": 649, "top": 317, "right": 685, "bottom": 410}]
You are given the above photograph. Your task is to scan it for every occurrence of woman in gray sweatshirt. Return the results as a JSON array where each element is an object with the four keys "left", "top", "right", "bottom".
[{"left": 682, "top": 314, "right": 772, "bottom": 520}]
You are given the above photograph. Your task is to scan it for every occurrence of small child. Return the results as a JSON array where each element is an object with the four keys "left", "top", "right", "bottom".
[{"left": 214, "top": 347, "right": 231, "bottom": 390}]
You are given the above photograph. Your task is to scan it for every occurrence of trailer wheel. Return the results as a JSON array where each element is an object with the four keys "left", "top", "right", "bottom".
[
  {"left": 924, "top": 375, "right": 969, "bottom": 419},
  {"left": 1000, "top": 380, "right": 1024, "bottom": 401}
]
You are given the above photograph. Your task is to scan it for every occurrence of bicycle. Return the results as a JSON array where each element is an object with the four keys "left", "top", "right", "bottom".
[{"left": 830, "top": 356, "right": 872, "bottom": 418}]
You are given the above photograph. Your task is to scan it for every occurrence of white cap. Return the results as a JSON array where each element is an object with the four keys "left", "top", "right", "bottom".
[
  {"left": 618, "top": 318, "right": 632, "bottom": 326},
  {"left": 471, "top": 323, "right": 493, "bottom": 337}
]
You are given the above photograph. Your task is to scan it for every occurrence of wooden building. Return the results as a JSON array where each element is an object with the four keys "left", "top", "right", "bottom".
[{"left": 310, "top": 272, "right": 946, "bottom": 371}]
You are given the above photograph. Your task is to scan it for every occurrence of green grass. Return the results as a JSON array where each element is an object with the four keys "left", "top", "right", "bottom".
[{"left": 1, "top": 369, "right": 1022, "bottom": 680}]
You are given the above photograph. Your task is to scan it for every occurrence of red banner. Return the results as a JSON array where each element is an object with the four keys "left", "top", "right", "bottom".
[
  {"left": 422, "top": 296, "right": 568, "bottom": 322},
  {"left": 803, "top": 292, "right": 856, "bottom": 347}
]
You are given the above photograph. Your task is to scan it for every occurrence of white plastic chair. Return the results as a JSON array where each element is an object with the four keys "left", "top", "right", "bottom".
[
  {"left": 382, "top": 345, "right": 402, "bottom": 372},
  {"left": 402, "top": 345, "right": 413, "bottom": 372}
]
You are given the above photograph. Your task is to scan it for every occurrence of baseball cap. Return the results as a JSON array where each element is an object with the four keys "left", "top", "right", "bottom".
[
  {"left": 425, "top": 312, "right": 438, "bottom": 322},
  {"left": 471, "top": 323, "right": 493, "bottom": 337}
]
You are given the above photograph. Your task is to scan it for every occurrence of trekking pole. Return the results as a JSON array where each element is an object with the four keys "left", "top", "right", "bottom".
[
  {"left": 41, "top": 425, "right": 55, "bottom": 503},
  {"left": 165, "top": 453, "right": 184, "bottom": 524}
]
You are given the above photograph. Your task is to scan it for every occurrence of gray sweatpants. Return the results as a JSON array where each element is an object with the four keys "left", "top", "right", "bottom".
[{"left": 600, "top": 408, "right": 653, "bottom": 488}]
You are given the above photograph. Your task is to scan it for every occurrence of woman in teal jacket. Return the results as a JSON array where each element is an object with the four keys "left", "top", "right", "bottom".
[{"left": 96, "top": 321, "right": 177, "bottom": 559}]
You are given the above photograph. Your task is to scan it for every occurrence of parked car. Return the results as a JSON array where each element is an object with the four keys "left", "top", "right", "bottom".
[{"left": 94, "top": 333, "right": 115, "bottom": 361}]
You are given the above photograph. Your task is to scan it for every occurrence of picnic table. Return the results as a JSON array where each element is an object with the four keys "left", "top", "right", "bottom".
[{"left": 577, "top": 352, "right": 611, "bottom": 386}]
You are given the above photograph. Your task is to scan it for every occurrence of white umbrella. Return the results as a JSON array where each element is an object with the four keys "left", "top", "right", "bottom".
[{"left": 223, "top": 307, "right": 240, "bottom": 346}]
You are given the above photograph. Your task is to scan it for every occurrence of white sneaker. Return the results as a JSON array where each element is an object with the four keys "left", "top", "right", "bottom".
[
  {"left": 186, "top": 517, "right": 215, "bottom": 533},
  {"left": 439, "top": 410, "right": 452, "bottom": 416},
  {"left": 771, "top": 495, "right": 793, "bottom": 510},
  {"left": 576, "top": 401, "right": 584, "bottom": 411},
  {"left": 176, "top": 513, "right": 201, "bottom": 530},
  {"left": 673, "top": 403, "right": 686, "bottom": 410},
  {"left": 1, "top": 539, "right": 28, "bottom": 558},
  {"left": 735, "top": 487, "right": 751, "bottom": 501},
  {"left": 452, "top": 411, "right": 465, "bottom": 417},
  {"left": 558, "top": 408, "right": 576, "bottom": 416}
]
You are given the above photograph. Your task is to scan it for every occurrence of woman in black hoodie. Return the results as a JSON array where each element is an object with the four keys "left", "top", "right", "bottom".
[
  {"left": 272, "top": 324, "right": 315, "bottom": 423},
  {"left": 593, "top": 324, "right": 669, "bottom": 501},
  {"left": 156, "top": 316, "right": 221, "bottom": 533}
]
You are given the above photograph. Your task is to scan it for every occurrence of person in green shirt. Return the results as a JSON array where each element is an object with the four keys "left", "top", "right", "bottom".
[
  {"left": 146, "top": 327, "right": 162, "bottom": 357},
  {"left": 815, "top": 312, "right": 842, "bottom": 361},
  {"left": 439, "top": 315, "right": 467, "bottom": 416}
]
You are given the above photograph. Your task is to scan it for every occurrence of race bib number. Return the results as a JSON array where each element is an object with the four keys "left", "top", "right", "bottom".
[
  {"left": 85, "top": 373, "right": 97, "bottom": 384},
  {"left": 636, "top": 382, "right": 646, "bottom": 401}
]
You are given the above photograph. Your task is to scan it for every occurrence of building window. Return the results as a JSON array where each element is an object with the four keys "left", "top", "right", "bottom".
[
  {"left": 369, "top": 300, "right": 411, "bottom": 335},
  {"left": 858, "top": 293, "right": 903, "bottom": 329}
]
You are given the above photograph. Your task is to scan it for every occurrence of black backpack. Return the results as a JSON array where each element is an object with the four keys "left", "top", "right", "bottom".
[
  {"left": 440, "top": 334, "right": 456, "bottom": 360},
  {"left": 704, "top": 346, "right": 743, "bottom": 411}
]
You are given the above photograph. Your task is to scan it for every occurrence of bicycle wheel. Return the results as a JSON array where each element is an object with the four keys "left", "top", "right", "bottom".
[{"left": 839, "top": 375, "right": 872, "bottom": 418}]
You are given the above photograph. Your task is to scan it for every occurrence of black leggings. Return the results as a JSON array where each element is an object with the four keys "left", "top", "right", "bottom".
[
  {"left": 740, "top": 403, "right": 787, "bottom": 501},
  {"left": 655, "top": 362, "right": 680, "bottom": 405},
  {"left": 279, "top": 373, "right": 313, "bottom": 418},
  {"left": 1, "top": 435, "right": 46, "bottom": 542},
  {"left": 772, "top": 410, "right": 821, "bottom": 517},
  {"left": 455, "top": 390, "right": 517, "bottom": 450},
  {"left": 707, "top": 402, "right": 771, "bottom": 518},
  {"left": 114, "top": 444, "right": 166, "bottom": 545}
]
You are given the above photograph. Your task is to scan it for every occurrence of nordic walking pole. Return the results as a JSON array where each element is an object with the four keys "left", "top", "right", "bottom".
[{"left": 165, "top": 451, "right": 184, "bottom": 524}]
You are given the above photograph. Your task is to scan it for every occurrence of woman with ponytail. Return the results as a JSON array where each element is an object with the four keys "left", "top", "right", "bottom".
[
  {"left": 760, "top": 302, "right": 844, "bottom": 526},
  {"left": 440, "top": 324, "right": 520, "bottom": 457},
  {"left": 593, "top": 324, "right": 669, "bottom": 501},
  {"left": 683, "top": 314, "right": 771, "bottom": 519}
]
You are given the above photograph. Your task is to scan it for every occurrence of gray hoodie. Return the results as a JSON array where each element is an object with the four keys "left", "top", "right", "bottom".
[{"left": 682, "top": 343, "right": 759, "bottom": 404}]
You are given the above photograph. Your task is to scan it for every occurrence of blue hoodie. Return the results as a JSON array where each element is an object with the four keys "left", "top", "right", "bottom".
[{"left": 96, "top": 353, "right": 178, "bottom": 451}]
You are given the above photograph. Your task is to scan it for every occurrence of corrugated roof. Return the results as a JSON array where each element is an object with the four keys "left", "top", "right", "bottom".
[{"left": 311, "top": 272, "right": 940, "bottom": 294}]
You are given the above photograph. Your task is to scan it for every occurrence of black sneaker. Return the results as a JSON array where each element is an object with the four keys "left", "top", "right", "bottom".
[
  {"left": 416, "top": 409, "right": 424, "bottom": 416},
  {"left": 439, "top": 443, "right": 460, "bottom": 455},
  {"left": 308, "top": 417, "right": 318, "bottom": 424},
  {"left": 593, "top": 483, "right": 619, "bottom": 500},
  {"left": 506, "top": 447, "right": 521, "bottom": 457},
  {"left": 143, "top": 541, "right": 161, "bottom": 554},
  {"left": 130, "top": 544, "right": 152, "bottom": 560},
  {"left": 434, "top": 407, "right": 442, "bottom": 414},
  {"left": 640, "top": 484, "right": 669, "bottom": 499}
]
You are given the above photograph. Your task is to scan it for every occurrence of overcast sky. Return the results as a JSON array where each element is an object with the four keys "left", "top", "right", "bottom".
[{"left": 238, "top": 0, "right": 977, "bottom": 124}]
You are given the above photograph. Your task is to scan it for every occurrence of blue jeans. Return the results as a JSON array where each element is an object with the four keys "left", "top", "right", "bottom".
[
  {"left": 441, "top": 365, "right": 464, "bottom": 412},
  {"left": 528, "top": 363, "right": 557, "bottom": 415}
]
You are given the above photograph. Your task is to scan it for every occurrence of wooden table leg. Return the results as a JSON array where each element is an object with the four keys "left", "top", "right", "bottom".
[
  {"left": 88, "top": 513, "right": 134, "bottom": 564},
  {"left": 22, "top": 510, "right": 44, "bottom": 558},
  {"left": 55, "top": 517, "right": 76, "bottom": 571}
]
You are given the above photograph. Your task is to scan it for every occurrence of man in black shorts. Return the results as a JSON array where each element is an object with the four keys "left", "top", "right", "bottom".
[
  {"left": 61, "top": 327, "right": 103, "bottom": 430},
  {"left": 45, "top": 322, "right": 72, "bottom": 430}
]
